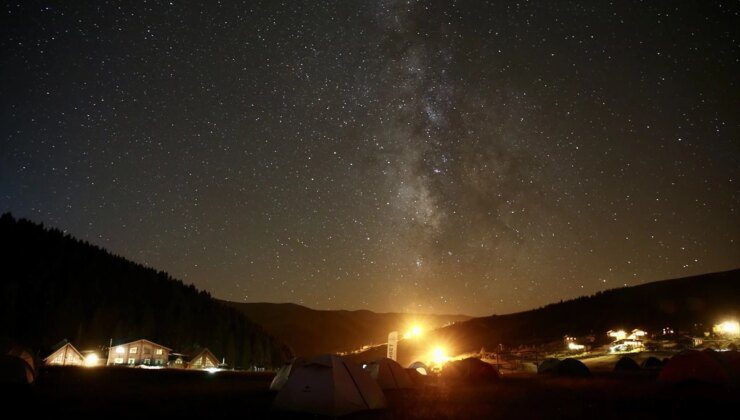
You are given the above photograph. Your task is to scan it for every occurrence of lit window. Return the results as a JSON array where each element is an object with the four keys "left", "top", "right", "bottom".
[
  {"left": 115, "top": 346, "right": 125, "bottom": 354},
  {"left": 114, "top": 358, "right": 124, "bottom": 364},
  {"left": 127, "top": 358, "right": 135, "bottom": 365},
  {"left": 144, "top": 359, "right": 151, "bottom": 365},
  {"left": 155, "top": 349, "right": 163, "bottom": 355},
  {"left": 129, "top": 347, "right": 138, "bottom": 354}
]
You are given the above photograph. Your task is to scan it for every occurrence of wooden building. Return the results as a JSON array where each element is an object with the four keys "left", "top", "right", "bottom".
[
  {"left": 107, "top": 339, "right": 171, "bottom": 367},
  {"left": 45, "top": 342, "right": 85, "bottom": 366},
  {"left": 168, "top": 352, "right": 187, "bottom": 369},
  {"left": 188, "top": 348, "right": 220, "bottom": 370}
]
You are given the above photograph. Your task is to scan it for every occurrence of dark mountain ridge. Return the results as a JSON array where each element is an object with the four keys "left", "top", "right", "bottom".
[
  {"left": 349, "top": 269, "right": 740, "bottom": 366},
  {"left": 223, "top": 300, "right": 470, "bottom": 357}
]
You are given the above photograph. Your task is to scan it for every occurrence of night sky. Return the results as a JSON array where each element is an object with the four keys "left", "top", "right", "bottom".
[{"left": 1, "top": 1, "right": 738, "bottom": 316}]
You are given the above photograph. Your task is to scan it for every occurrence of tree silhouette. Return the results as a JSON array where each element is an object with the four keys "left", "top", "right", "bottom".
[{"left": 0, "top": 213, "right": 292, "bottom": 368}]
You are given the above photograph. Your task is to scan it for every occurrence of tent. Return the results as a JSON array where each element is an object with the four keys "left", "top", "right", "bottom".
[
  {"left": 658, "top": 350, "right": 734, "bottom": 386},
  {"left": 269, "top": 357, "right": 306, "bottom": 391},
  {"left": 614, "top": 356, "right": 640, "bottom": 371},
  {"left": 364, "top": 357, "right": 415, "bottom": 390},
  {"left": 0, "top": 340, "right": 36, "bottom": 385},
  {"left": 553, "top": 358, "right": 591, "bottom": 378},
  {"left": 406, "top": 368, "right": 425, "bottom": 385},
  {"left": 273, "top": 354, "right": 386, "bottom": 416},
  {"left": 441, "top": 358, "right": 499, "bottom": 382},
  {"left": 719, "top": 350, "right": 740, "bottom": 376},
  {"left": 408, "top": 361, "right": 429, "bottom": 375},
  {"left": 641, "top": 356, "right": 663, "bottom": 370},
  {"left": 537, "top": 358, "right": 561, "bottom": 374}
]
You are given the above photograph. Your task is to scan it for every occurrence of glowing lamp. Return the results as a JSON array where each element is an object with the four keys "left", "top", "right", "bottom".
[
  {"left": 431, "top": 347, "right": 448, "bottom": 365},
  {"left": 403, "top": 325, "right": 424, "bottom": 339},
  {"left": 713, "top": 320, "right": 740, "bottom": 337},
  {"left": 84, "top": 353, "right": 99, "bottom": 367}
]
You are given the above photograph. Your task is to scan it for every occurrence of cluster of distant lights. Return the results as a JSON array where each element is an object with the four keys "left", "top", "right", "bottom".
[
  {"left": 564, "top": 335, "right": 585, "bottom": 351},
  {"left": 406, "top": 319, "right": 739, "bottom": 365},
  {"left": 561, "top": 319, "right": 740, "bottom": 356},
  {"left": 713, "top": 320, "right": 740, "bottom": 337},
  {"left": 83, "top": 319, "right": 740, "bottom": 373},
  {"left": 607, "top": 329, "right": 647, "bottom": 353}
]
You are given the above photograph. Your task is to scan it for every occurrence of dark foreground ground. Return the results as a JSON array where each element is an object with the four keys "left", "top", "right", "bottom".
[{"left": 5, "top": 366, "right": 737, "bottom": 419}]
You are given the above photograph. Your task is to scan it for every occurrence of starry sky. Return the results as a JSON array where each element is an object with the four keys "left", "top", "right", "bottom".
[{"left": 1, "top": 1, "right": 738, "bottom": 316}]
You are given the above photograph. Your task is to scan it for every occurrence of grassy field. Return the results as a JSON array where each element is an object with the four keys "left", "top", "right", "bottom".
[{"left": 6, "top": 366, "right": 737, "bottom": 419}]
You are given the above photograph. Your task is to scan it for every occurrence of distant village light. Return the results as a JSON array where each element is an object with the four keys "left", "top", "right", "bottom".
[
  {"left": 629, "top": 329, "right": 647, "bottom": 339},
  {"left": 608, "top": 330, "right": 627, "bottom": 341},
  {"left": 567, "top": 342, "right": 585, "bottom": 351},
  {"left": 713, "top": 320, "right": 740, "bottom": 337}
]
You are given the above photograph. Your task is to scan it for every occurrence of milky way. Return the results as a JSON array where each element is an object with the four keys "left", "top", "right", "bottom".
[{"left": 1, "top": 1, "right": 738, "bottom": 315}]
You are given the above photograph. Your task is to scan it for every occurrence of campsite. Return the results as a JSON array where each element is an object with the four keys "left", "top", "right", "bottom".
[
  {"left": 8, "top": 357, "right": 737, "bottom": 419},
  {"left": 1, "top": 217, "right": 739, "bottom": 418},
  {"left": 2, "top": 1, "right": 739, "bottom": 417}
]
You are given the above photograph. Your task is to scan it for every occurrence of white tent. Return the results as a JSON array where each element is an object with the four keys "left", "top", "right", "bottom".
[
  {"left": 365, "top": 357, "right": 415, "bottom": 390},
  {"left": 269, "top": 357, "right": 305, "bottom": 391},
  {"left": 273, "top": 354, "right": 387, "bottom": 416},
  {"left": 409, "top": 361, "right": 429, "bottom": 375}
]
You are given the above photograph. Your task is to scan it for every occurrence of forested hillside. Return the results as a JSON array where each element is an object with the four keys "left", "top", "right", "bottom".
[
  {"left": 0, "top": 213, "right": 291, "bottom": 368},
  {"left": 224, "top": 301, "right": 470, "bottom": 357},
  {"left": 350, "top": 269, "right": 740, "bottom": 366}
]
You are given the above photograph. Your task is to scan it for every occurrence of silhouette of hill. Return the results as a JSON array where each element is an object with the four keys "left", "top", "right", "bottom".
[
  {"left": 0, "top": 213, "right": 291, "bottom": 368},
  {"left": 223, "top": 301, "right": 470, "bottom": 357},
  {"left": 348, "top": 269, "right": 740, "bottom": 366}
]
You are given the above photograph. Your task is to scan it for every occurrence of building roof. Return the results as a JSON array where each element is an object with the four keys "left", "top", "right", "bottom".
[
  {"left": 44, "top": 342, "right": 84, "bottom": 362},
  {"left": 109, "top": 339, "right": 172, "bottom": 351},
  {"left": 190, "top": 348, "right": 219, "bottom": 363}
]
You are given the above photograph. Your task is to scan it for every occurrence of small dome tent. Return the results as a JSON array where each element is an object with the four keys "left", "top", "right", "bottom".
[
  {"left": 364, "top": 357, "right": 415, "bottom": 390},
  {"left": 405, "top": 368, "right": 425, "bottom": 385},
  {"left": 408, "top": 361, "right": 430, "bottom": 375},
  {"left": 659, "top": 350, "right": 734, "bottom": 386},
  {"left": 553, "top": 358, "right": 591, "bottom": 378},
  {"left": 441, "top": 358, "right": 499, "bottom": 382},
  {"left": 641, "top": 357, "right": 663, "bottom": 370},
  {"left": 614, "top": 356, "right": 640, "bottom": 371},
  {"left": 537, "top": 358, "right": 561, "bottom": 374},
  {"left": 273, "top": 354, "right": 386, "bottom": 417},
  {"left": 269, "top": 357, "right": 306, "bottom": 391}
]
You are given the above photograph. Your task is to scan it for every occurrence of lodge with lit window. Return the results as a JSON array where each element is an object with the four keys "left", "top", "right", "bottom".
[
  {"left": 45, "top": 342, "right": 85, "bottom": 366},
  {"left": 106, "top": 339, "right": 171, "bottom": 366},
  {"left": 188, "top": 348, "right": 220, "bottom": 370}
]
